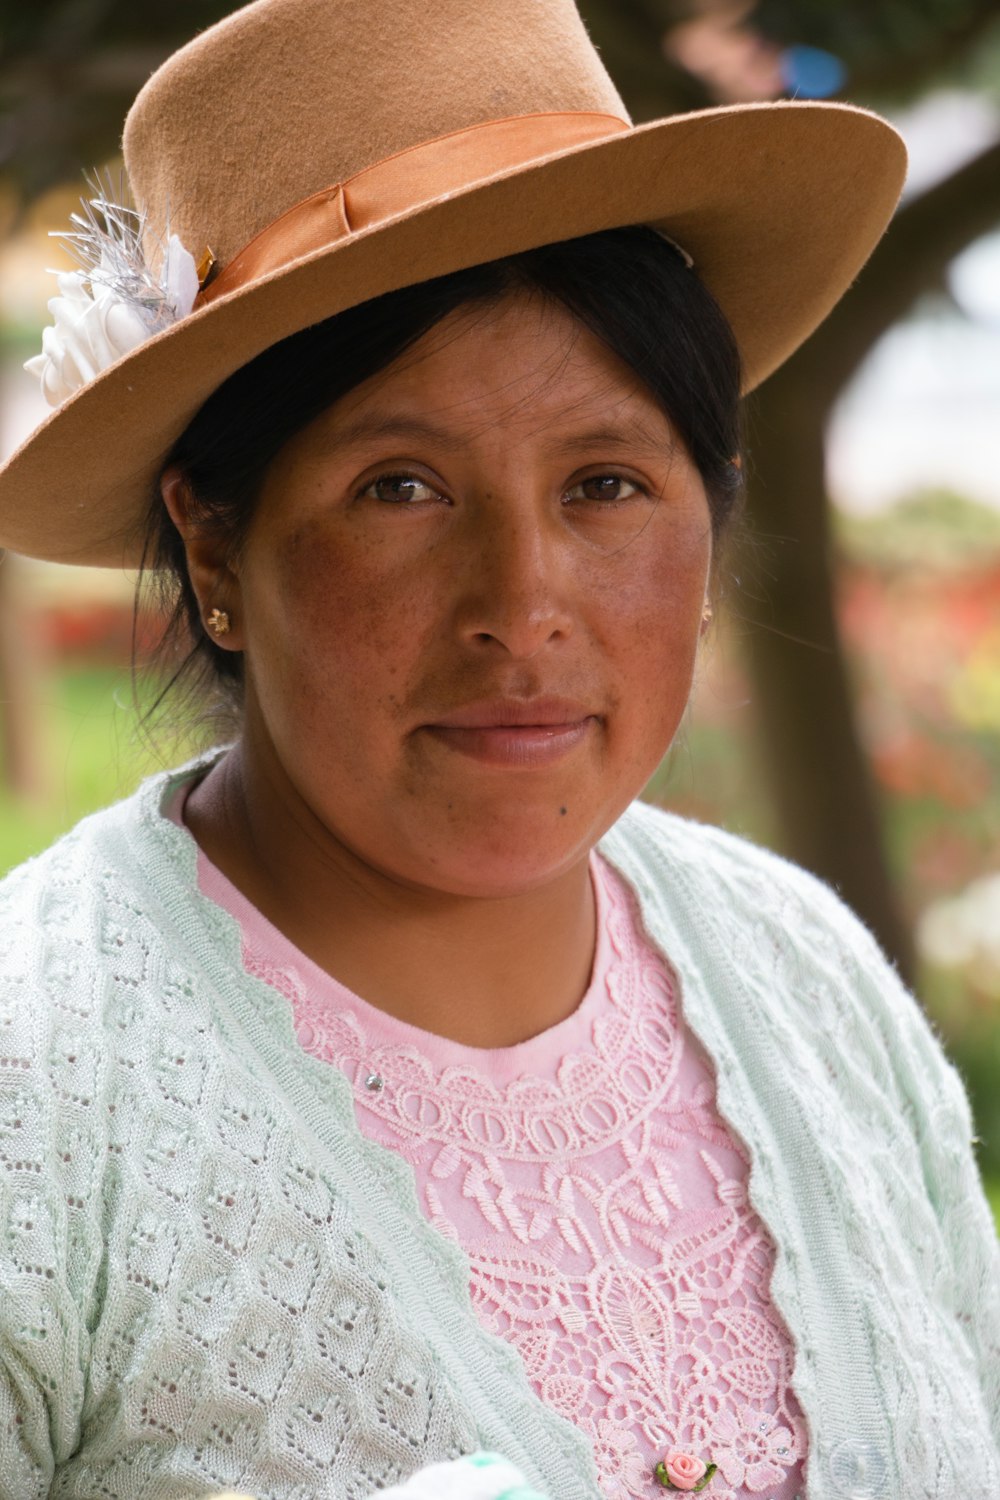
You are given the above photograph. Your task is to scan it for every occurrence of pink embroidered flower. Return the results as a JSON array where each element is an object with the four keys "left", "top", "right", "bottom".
[
  {"left": 658, "top": 1450, "right": 708, "bottom": 1490},
  {"left": 711, "top": 1406, "right": 798, "bottom": 1490},
  {"left": 592, "top": 1421, "right": 648, "bottom": 1498}
]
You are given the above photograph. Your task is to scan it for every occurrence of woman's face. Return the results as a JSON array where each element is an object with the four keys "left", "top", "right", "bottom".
[{"left": 227, "top": 291, "right": 713, "bottom": 897}]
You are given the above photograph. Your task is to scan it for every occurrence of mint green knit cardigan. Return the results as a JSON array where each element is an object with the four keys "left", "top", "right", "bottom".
[{"left": 0, "top": 766, "right": 996, "bottom": 1500}]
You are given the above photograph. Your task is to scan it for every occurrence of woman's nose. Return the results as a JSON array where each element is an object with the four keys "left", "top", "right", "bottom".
[{"left": 454, "top": 506, "right": 575, "bottom": 659}]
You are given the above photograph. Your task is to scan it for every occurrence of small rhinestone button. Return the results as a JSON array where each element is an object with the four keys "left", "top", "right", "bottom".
[{"left": 364, "top": 1072, "right": 384, "bottom": 1093}]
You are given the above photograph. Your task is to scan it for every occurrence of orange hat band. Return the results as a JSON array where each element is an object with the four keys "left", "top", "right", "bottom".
[{"left": 196, "top": 111, "right": 630, "bottom": 307}]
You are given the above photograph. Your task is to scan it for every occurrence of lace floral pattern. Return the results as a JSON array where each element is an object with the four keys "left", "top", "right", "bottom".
[{"left": 230, "top": 857, "right": 807, "bottom": 1500}]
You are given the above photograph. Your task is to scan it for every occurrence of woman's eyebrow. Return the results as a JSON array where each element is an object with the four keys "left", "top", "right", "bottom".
[
  {"left": 548, "top": 422, "right": 675, "bottom": 455},
  {"left": 324, "top": 413, "right": 469, "bottom": 451},
  {"left": 324, "top": 412, "right": 674, "bottom": 455}
]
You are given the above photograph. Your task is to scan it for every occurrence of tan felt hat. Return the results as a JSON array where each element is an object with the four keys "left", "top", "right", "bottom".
[{"left": 0, "top": 0, "right": 906, "bottom": 568}]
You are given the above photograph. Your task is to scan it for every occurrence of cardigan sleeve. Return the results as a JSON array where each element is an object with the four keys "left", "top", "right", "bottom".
[
  {"left": 0, "top": 1281, "right": 80, "bottom": 1500},
  {"left": 0, "top": 863, "right": 100, "bottom": 1497},
  {"left": 0, "top": 1063, "right": 92, "bottom": 1500},
  {"left": 732, "top": 822, "right": 1000, "bottom": 1473},
  {"left": 756, "top": 839, "right": 1000, "bottom": 1459},
  {"left": 842, "top": 909, "right": 1000, "bottom": 1453}
]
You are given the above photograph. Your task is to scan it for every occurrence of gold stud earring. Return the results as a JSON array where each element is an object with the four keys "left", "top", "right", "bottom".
[{"left": 207, "top": 607, "right": 230, "bottom": 637}]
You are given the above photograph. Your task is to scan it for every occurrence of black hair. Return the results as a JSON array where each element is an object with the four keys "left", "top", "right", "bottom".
[{"left": 139, "top": 224, "right": 744, "bottom": 734}]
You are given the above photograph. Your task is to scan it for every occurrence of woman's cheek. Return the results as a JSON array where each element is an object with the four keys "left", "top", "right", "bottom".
[{"left": 265, "top": 518, "right": 418, "bottom": 664}]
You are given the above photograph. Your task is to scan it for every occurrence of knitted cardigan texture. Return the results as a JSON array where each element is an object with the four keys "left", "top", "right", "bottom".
[{"left": 0, "top": 766, "right": 997, "bottom": 1500}]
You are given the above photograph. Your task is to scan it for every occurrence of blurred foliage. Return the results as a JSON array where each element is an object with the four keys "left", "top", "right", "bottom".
[
  {"left": 584, "top": 0, "right": 1000, "bottom": 121},
  {"left": 836, "top": 488, "right": 1000, "bottom": 569},
  {"left": 0, "top": 0, "right": 233, "bottom": 200},
  {"left": 751, "top": 0, "right": 1000, "bottom": 97},
  {"left": 986, "top": 1174, "right": 1000, "bottom": 1231},
  {"left": 0, "top": 663, "right": 191, "bottom": 875},
  {"left": 937, "top": 1015, "right": 1000, "bottom": 1189}
]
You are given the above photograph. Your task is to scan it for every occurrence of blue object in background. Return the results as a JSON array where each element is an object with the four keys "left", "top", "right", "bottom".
[{"left": 781, "top": 44, "right": 847, "bottom": 98}]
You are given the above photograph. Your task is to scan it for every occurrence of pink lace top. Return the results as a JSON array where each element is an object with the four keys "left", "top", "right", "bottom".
[{"left": 179, "top": 796, "right": 808, "bottom": 1500}]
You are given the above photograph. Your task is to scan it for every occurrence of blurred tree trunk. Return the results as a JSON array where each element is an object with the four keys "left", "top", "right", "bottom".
[
  {"left": 740, "top": 372, "right": 917, "bottom": 975},
  {"left": 743, "top": 139, "right": 1000, "bottom": 983}
]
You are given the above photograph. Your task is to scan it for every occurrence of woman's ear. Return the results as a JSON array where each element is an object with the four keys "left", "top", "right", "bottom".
[{"left": 160, "top": 466, "right": 245, "bottom": 651}]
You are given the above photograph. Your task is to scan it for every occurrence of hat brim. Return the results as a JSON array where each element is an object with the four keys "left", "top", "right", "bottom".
[{"left": 0, "top": 100, "right": 905, "bottom": 567}]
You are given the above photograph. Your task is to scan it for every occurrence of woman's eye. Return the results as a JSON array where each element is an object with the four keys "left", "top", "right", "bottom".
[
  {"left": 362, "top": 473, "right": 441, "bottom": 504},
  {"left": 565, "top": 474, "right": 643, "bottom": 505}
]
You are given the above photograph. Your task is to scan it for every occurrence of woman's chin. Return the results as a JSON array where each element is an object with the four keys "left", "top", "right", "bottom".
[{"left": 387, "top": 820, "right": 596, "bottom": 900}]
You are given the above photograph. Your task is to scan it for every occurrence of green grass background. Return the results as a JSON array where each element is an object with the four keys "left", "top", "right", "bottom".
[{"left": 0, "top": 666, "right": 186, "bottom": 871}]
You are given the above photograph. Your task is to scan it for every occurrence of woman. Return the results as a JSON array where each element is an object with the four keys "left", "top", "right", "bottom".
[{"left": 0, "top": 1, "right": 997, "bottom": 1498}]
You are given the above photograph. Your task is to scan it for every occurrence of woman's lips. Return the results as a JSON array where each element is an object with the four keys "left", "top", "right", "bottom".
[
  {"left": 423, "top": 719, "right": 595, "bottom": 767},
  {"left": 421, "top": 697, "right": 598, "bottom": 767}
]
